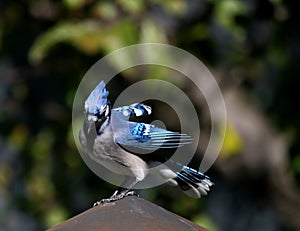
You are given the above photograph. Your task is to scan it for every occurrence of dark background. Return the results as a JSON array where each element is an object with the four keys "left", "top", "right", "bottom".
[{"left": 1, "top": 0, "right": 300, "bottom": 230}]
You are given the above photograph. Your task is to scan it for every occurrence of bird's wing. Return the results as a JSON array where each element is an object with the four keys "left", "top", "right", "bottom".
[
  {"left": 114, "top": 121, "right": 192, "bottom": 151},
  {"left": 112, "top": 103, "right": 152, "bottom": 117}
]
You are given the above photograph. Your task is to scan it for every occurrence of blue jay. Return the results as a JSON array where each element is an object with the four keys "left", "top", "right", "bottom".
[{"left": 79, "top": 81, "right": 213, "bottom": 205}]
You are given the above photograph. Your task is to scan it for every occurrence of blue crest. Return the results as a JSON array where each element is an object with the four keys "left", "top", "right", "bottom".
[{"left": 85, "top": 81, "right": 109, "bottom": 115}]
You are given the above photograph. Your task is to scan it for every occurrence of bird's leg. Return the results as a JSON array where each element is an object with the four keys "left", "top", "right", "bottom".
[
  {"left": 93, "top": 177, "right": 140, "bottom": 206},
  {"left": 118, "top": 175, "right": 140, "bottom": 197}
]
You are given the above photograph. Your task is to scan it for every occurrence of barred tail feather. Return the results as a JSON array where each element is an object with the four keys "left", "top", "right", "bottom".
[{"left": 176, "top": 166, "right": 214, "bottom": 198}]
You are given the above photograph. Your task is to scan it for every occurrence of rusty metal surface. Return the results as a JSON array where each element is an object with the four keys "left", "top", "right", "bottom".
[{"left": 47, "top": 197, "right": 208, "bottom": 231}]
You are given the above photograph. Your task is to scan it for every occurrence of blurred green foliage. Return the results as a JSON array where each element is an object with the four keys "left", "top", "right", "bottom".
[{"left": 1, "top": 0, "right": 300, "bottom": 230}]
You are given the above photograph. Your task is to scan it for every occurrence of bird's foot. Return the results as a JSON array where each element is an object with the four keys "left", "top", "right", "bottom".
[
  {"left": 125, "top": 190, "right": 139, "bottom": 197},
  {"left": 93, "top": 190, "right": 139, "bottom": 206}
]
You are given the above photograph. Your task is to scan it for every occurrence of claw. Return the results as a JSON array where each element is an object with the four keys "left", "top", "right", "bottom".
[
  {"left": 93, "top": 190, "right": 139, "bottom": 206},
  {"left": 125, "top": 190, "right": 140, "bottom": 197}
]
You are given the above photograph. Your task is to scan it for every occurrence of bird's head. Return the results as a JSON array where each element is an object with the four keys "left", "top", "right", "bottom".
[{"left": 84, "top": 81, "right": 111, "bottom": 134}]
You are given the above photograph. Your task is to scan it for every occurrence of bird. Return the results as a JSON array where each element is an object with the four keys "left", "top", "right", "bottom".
[{"left": 79, "top": 81, "right": 213, "bottom": 205}]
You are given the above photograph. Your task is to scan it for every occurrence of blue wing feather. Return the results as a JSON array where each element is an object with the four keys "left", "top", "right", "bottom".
[
  {"left": 129, "top": 123, "right": 151, "bottom": 142},
  {"left": 114, "top": 121, "right": 192, "bottom": 151},
  {"left": 113, "top": 103, "right": 152, "bottom": 117},
  {"left": 111, "top": 102, "right": 192, "bottom": 152}
]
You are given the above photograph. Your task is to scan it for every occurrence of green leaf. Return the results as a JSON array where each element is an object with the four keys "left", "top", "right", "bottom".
[
  {"left": 44, "top": 206, "right": 69, "bottom": 228},
  {"left": 212, "top": 0, "right": 246, "bottom": 36},
  {"left": 117, "top": 0, "right": 144, "bottom": 14},
  {"left": 29, "top": 20, "right": 138, "bottom": 64},
  {"left": 152, "top": 0, "right": 187, "bottom": 15},
  {"left": 63, "top": 0, "right": 86, "bottom": 10},
  {"left": 292, "top": 154, "right": 300, "bottom": 174},
  {"left": 193, "top": 214, "right": 219, "bottom": 231},
  {"left": 220, "top": 122, "right": 243, "bottom": 157},
  {"left": 140, "top": 18, "right": 167, "bottom": 43},
  {"left": 93, "top": 2, "right": 118, "bottom": 20}
]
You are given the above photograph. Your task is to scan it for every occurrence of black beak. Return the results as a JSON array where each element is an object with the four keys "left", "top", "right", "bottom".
[
  {"left": 86, "top": 119, "right": 97, "bottom": 137},
  {"left": 84, "top": 119, "right": 97, "bottom": 153}
]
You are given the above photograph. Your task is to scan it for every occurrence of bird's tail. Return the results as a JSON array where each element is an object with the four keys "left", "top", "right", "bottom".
[
  {"left": 160, "top": 161, "right": 213, "bottom": 198},
  {"left": 175, "top": 165, "right": 213, "bottom": 198}
]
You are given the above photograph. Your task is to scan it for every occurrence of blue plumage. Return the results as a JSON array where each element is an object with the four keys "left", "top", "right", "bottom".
[
  {"left": 114, "top": 121, "right": 193, "bottom": 150},
  {"left": 79, "top": 81, "right": 213, "bottom": 204},
  {"left": 114, "top": 103, "right": 152, "bottom": 117},
  {"left": 85, "top": 81, "right": 109, "bottom": 117},
  {"left": 130, "top": 123, "right": 151, "bottom": 142}
]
